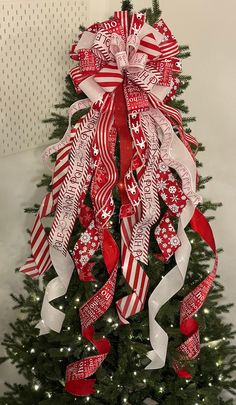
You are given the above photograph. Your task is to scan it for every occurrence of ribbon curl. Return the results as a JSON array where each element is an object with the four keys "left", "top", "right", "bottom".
[{"left": 20, "top": 9, "right": 218, "bottom": 397}]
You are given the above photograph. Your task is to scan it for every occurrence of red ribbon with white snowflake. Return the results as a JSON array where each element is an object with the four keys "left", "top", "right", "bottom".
[{"left": 19, "top": 9, "right": 218, "bottom": 396}]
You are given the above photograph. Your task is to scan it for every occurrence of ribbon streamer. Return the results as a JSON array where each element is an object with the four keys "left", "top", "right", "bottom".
[{"left": 19, "top": 9, "right": 218, "bottom": 396}]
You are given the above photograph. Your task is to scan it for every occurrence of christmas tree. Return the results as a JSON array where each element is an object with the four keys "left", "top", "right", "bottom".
[{"left": 1, "top": 1, "right": 236, "bottom": 404}]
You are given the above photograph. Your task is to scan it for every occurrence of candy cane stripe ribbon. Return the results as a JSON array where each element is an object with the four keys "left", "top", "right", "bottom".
[{"left": 19, "top": 10, "right": 218, "bottom": 396}]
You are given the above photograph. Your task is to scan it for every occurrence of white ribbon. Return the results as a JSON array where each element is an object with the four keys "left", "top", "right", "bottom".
[
  {"left": 36, "top": 247, "right": 74, "bottom": 335},
  {"left": 42, "top": 98, "right": 91, "bottom": 166},
  {"left": 145, "top": 108, "right": 200, "bottom": 369}
]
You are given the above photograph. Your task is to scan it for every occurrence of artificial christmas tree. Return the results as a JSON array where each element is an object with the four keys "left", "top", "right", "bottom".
[{"left": 1, "top": 1, "right": 236, "bottom": 404}]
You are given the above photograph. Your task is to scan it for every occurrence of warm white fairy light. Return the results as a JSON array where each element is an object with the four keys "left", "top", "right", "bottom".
[
  {"left": 76, "top": 298, "right": 80, "bottom": 302},
  {"left": 133, "top": 371, "right": 137, "bottom": 376},
  {"left": 36, "top": 297, "right": 40, "bottom": 301},
  {"left": 65, "top": 296, "right": 68, "bottom": 299},
  {"left": 78, "top": 336, "right": 82, "bottom": 341},
  {"left": 170, "top": 324, "right": 174, "bottom": 328},
  {"left": 47, "top": 392, "right": 52, "bottom": 398},
  {"left": 186, "top": 380, "right": 190, "bottom": 384},
  {"left": 97, "top": 390, "right": 100, "bottom": 394},
  {"left": 86, "top": 397, "right": 90, "bottom": 401},
  {"left": 219, "top": 375, "right": 223, "bottom": 381},
  {"left": 204, "top": 337, "right": 209, "bottom": 342},
  {"left": 34, "top": 384, "right": 40, "bottom": 391},
  {"left": 59, "top": 306, "right": 63, "bottom": 310},
  {"left": 30, "top": 348, "right": 35, "bottom": 353},
  {"left": 208, "top": 382, "right": 212, "bottom": 387},
  {"left": 67, "top": 326, "right": 71, "bottom": 331},
  {"left": 60, "top": 348, "right": 64, "bottom": 352},
  {"left": 87, "top": 347, "right": 91, "bottom": 352},
  {"left": 159, "top": 386, "right": 164, "bottom": 393},
  {"left": 107, "top": 317, "right": 113, "bottom": 323},
  {"left": 123, "top": 399, "right": 127, "bottom": 403},
  {"left": 143, "top": 379, "right": 146, "bottom": 383},
  {"left": 68, "top": 347, "right": 72, "bottom": 352},
  {"left": 74, "top": 306, "right": 77, "bottom": 309},
  {"left": 204, "top": 308, "right": 210, "bottom": 314}
]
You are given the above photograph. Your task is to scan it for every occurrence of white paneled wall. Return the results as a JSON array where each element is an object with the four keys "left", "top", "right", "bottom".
[{"left": 0, "top": 0, "right": 88, "bottom": 156}]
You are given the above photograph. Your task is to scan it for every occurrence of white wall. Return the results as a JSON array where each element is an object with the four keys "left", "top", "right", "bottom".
[{"left": 0, "top": 0, "right": 235, "bottom": 397}]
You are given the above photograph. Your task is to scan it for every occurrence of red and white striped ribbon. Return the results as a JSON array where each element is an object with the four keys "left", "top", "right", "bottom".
[
  {"left": 116, "top": 206, "right": 149, "bottom": 323},
  {"left": 20, "top": 141, "right": 73, "bottom": 278},
  {"left": 130, "top": 112, "right": 161, "bottom": 265}
]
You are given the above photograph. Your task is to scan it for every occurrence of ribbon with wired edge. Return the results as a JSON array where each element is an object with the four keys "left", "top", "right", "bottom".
[{"left": 20, "top": 10, "right": 218, "bottom": 396}]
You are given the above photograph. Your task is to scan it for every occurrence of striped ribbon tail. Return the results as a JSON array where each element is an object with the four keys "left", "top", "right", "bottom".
[
  {"left": 116, "top": 209, "right": 149, "bottom": 324},
  {"left": 130, "top": 112, "right": 161, "bottom": 265},
  {"left": 20, "top": 141, "right": 73, "bottom": 278}
]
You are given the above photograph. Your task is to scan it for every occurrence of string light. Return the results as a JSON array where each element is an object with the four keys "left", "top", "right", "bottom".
[
  {"left": 76, "top": 298, "right": 80, "bottom": 302},
  {"left": 74, "top": 306, "right": 77, "bottom": 309},
  {"left": 204, "top": 337, "right": 209, "bottom": 342},
  {"left": 67, "top": 327, "right": 71, "bottom": 331},
  {"left": 123, "top": 399, "right": 127, "bottom": 403},
  {"left": 159, "top": 387, "right": 164, "bottom": 393},
  {"left": 208, "top": 382, "right": 212, "bottom": 387},
  {"left": 86, "top": 397, "right": 90, "bottom": 402},
  {"left": 219, "top": 375, "right": 223, "bottom": 381},
  {"left": 95, "top": 284, "right": 98, "bottom": 288},
  {"left": 78, "top": 336, "right": 82, "bottom": 341},
  {"left": 47, "top": 392, "right": 52, "bottom": 398},
  {"left": 34, "top": 384, "right": 40, "bottom": 391},
  {"left": 204, "top": 308, "right": 210, "bottom": 314},
  {"left": 59, "top": 306, "right": 63, "bottom": 310},
  {"left": 107, "top": 317, "right": 113, "bottom": 323},
  {"left": 68, "top": 347, "right": 72, "bottom": 352},
  {"left": 170, "top": 324, "right": 174, "bottom": 328},
  {"left": 133, "top": 371, "right": 137, "bottom": 376},
  {"left": 36, "top": 297, "right": 40, "bottom": 301},
  {"left": 60, "top": 348, "right": 64, "bottom": 352},
  {"left": 30, "top": 348, "right": 35, "bottom": 353},
  {"left": 143, "top": 379, "right": 146, "bottom": 383}
]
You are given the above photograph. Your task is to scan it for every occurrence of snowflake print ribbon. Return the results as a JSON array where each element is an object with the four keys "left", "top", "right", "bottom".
[{"left": 19, "top": 9, "right": 218, "bottom": 397}]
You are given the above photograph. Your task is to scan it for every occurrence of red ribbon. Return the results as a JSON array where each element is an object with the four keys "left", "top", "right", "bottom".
[{"left": 174, "top": 208, "right": 218, "bottom": 378}]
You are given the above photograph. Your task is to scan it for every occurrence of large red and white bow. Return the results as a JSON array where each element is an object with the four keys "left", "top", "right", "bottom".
[{"left": 20, "top": 10, "right": 217, "bottom": 397}]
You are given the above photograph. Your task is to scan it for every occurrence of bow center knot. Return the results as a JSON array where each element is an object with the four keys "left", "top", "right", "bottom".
[{"left": 110, "top": 33, "right": 147, "bottom": 73}]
